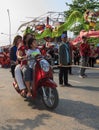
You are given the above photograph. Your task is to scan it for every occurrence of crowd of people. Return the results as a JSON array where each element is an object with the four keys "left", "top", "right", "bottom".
[
  {"left": 10, "top": 33, "right": 38, "bottom": 97},
  {"left": 9, "top": 33, "right": 99, "bottom": 92}
]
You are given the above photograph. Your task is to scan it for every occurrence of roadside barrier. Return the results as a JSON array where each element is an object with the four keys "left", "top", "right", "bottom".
[{"left": 52, "top": 64, "right": 99, "bottom": 70}]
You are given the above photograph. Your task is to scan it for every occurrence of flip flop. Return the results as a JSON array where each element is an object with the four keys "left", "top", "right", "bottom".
[
  {"left": 13, "top": 82, "right": 20, "bottom": 93},
  {"left": 20, "top": 89, "right": 26, "bottom": 98}
]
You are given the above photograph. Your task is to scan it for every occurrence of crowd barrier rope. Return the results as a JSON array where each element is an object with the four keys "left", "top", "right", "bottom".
[{"left": 52, "top": 64, "right": 99, "bottom": 70}]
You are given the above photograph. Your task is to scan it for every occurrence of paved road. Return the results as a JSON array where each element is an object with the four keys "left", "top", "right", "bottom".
[{"left": 0, "top": 66, "right": 99, "bottom": 130}]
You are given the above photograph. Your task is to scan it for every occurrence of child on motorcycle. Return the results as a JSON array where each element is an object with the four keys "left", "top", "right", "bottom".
[
  {"left": 26, "top": 37, "right": 41, "bottom": 85},
  {"left": 27, "top": 38, "right": 41, "bottom": 67}
]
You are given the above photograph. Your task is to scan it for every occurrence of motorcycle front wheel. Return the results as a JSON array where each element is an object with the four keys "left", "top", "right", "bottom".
[{"left": 41, "top": 87, "right": 59, "bottom": 110}]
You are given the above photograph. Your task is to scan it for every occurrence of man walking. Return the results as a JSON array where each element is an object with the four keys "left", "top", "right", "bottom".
[{"left": 79, "top": 36, "right": 91, "bottom": 78}]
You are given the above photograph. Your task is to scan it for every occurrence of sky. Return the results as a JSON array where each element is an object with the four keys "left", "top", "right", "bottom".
[{"left": 0, "top": 0, "right": 72, "bottom": 46}]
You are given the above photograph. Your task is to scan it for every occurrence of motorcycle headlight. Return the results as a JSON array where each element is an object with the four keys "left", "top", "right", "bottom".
[{"left": 40, "top": 59, "right": 50, "bottom": 72}]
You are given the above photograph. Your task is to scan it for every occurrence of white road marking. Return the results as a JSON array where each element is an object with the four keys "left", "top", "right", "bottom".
[{"left": 69, "top": 80, "right": 81, "bottom": 83}]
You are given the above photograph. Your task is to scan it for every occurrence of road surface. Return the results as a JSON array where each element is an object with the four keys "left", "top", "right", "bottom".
[{"left": 0, "top": 66, "right": 99, "bottom": 130}]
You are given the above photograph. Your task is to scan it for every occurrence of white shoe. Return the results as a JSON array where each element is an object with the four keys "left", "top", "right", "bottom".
[{"left": 79, "top": 75, "right": 84, "bottom": 78}]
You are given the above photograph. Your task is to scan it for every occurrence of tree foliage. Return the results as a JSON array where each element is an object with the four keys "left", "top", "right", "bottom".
[{"left": 64, "top": 0, "right": 99, "bottom": 35}]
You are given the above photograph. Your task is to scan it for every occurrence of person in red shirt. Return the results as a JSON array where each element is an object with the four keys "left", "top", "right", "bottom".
[
  {"left": 79, "top": 36, "right": 91, "bottom": 78},
  {"left": 67, "top": 38, "right": 73, "bottom": 75},
  {"left": 88, "top": 44, "right": 96, "bottom": 67},
  {"left": 95, "top": 46, "right": 99, "bottom": 59}
]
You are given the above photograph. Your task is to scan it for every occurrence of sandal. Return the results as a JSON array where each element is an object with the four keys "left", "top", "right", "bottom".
[
  {"left": 13, "top": 82, "right": 20, "bottom": 93},
  {"left": 20, "top": 89, "right": 26, "bottom": 98},
  {"left": 26, "top": 92, "right": 32, "bottom": 98}
]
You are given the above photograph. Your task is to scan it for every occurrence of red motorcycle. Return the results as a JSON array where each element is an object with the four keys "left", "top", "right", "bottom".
[
  {"left": 0, "top": 50, "right": 10, "bottom": 68},
  {"left": 13, "top": 55, "right": 59, "bottom": 110}
]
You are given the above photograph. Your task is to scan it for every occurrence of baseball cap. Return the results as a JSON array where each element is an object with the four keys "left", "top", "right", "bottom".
[{"left": 61, "top": 34, "right": 67, "bottom": 39}]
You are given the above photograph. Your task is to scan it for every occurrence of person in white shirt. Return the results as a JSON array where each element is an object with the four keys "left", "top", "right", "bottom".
[
  {"left": 26, "top": 38, "right": 41, "bottom": 68},
  {"left": 24, "top": 38, "right": 41, "bottom": 97}
]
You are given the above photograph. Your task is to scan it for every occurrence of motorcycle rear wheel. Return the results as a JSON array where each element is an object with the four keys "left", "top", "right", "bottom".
[{"left": 41, "top": 87, "right": 59, "bottom": 110}]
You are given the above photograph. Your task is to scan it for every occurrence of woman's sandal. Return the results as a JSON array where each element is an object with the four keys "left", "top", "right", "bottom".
[
  {"left": 20, "top": 89, "right": 26, "bottom": 98},
  {"left": 13, "top": 82, "right": 20, "bottom": 93}
]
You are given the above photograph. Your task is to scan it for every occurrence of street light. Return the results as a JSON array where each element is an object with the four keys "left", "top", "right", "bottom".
[{"left": 7, "top": 9, "right": 11, "bottom": 45}]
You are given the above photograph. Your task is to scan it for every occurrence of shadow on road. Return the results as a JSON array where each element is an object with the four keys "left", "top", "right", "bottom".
[
  {"left": 54, "top": 98, "right": 99, "bottom": 130},
  {"left": 1, "top": 113, "right": 51, "bottom": 130},
  {"left": 72, "top": 85, "right": 99, "bottom": 91},
  {"left": 23, "top": 97, "right": 99, "bottom": 130},
  {"left": 24, "top": 98, "right": 46, "bottom": 110},
  {"left": 1, "top": 98, "right": 99, "bottom": 130}
]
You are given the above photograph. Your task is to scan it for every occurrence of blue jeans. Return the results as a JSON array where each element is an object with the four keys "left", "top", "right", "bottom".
[{"left": 21, "top": 65, "right": 33, "bottom": 81}]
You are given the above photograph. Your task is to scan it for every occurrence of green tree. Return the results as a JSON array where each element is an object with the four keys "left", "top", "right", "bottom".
[{"left": 64, "top": 0, "right": 99, "bottom": 35}]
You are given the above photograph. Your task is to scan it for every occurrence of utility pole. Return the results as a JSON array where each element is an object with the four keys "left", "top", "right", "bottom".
[{"left": 7, "top": 9, "right": 12, "bottom": 45}]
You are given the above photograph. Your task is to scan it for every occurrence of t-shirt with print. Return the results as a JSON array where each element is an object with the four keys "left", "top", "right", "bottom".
[{"left": 26, "top": 48, "right": 41, "bottom": 68}]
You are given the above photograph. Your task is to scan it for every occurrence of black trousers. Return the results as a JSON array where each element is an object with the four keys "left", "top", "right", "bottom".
[
  {"left": 74, "top": 57, "right": 80, "bottom": 65},
  {"left": 68, "top": 63, "right": 72, "bottom": 74},
  {"left": 89, "top": 57, "right": 95, "bottom": 67},
  {"left": 59, "top": 66, "right": 68, "bottom": 85},
  {"left": 68, "top": 66, "right": 72, "bottom": 74},
  {"left": 10, "top": 64, "right": 16, "bottom": 78}
]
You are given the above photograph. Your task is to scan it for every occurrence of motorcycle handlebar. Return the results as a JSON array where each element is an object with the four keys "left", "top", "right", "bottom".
[{"left": 21, "top": 54, "right": 43, "bottom": 61}]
